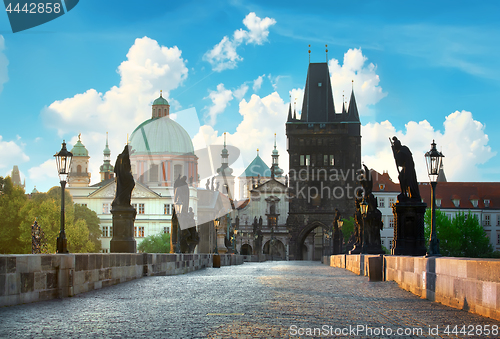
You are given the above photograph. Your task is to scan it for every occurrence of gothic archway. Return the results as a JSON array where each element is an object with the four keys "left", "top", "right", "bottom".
[
  {"left": 263, "top": 239, "right": 285, "bottom": 260},
  {"left": 240, "top": 244, "right": 252, "bottom": 255},
  {"left": 294, "top": 221, "right": 330, "bottom": 260}
]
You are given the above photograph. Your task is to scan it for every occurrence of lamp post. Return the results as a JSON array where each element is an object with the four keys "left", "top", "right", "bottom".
[
  {"left": 54, "top": 140, "right": 73, "bottom": 254},
  {"left": 214, "top": 218, "right": 220, "bottom": 254},
  {"left": 338, "top": 218, "right": 344, "bottom": 254},
  {"left": 233, "top": 229, "right": 238, "bottom": 254},
  {"left": 425, "top": 140, "right": 444, "bottom": 256},
  {"left": 360, "top": 197, "right": 369, "bottom": 254}
]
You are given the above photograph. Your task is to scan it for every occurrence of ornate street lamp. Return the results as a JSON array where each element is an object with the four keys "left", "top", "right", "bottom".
[
  {"left": 360, "top": 197, "right": 369, "bottom": 253},
  {"left": 214, "top": 218, "right": 220, "bottom": 254},
  {"left": 425, "top": 140, "right": 444, "bottom": 256},
  {"left": 233, "top": 229, "right": 238, "bottom": 254},
  {"left": 54, "top": 140, "right": 73, "bottom": 253}
]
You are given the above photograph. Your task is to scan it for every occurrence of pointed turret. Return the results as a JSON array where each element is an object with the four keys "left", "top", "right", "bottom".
[
  {"left": 270, "top": 133, "right": 284, "bottom": 179},
  {"left": 300, "top": 63, "right": 335, "bottom": 123},
  {"left": 216, "top": 132, "right": 234, "bottom": 197},
  {"left": 347, "top": 89, "right": 360, "bottom": 122},
  {"left": 437, "top": 161, "right": 447, "bottom": 182},
  {"left": 287, "top": 103, "right": 293, "bottom": 122},
  {"left": 99, "top": 132, "right": 114, "bottom": 181},
  {"left": 68, "top": 134, "right": 91, "bottom": 187}
]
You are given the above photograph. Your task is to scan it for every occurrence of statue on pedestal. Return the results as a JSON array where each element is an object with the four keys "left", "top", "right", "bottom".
[
  {"left": 390, "top": 137, "right": 427, "bottom": 255},
  {"left": 110, "top": 145, "right": 137, "bottom": 253}
]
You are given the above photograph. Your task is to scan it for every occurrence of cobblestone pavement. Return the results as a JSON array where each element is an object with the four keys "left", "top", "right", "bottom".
[{"left": 1, "top": 261, "right": 499, "bottom": 339}]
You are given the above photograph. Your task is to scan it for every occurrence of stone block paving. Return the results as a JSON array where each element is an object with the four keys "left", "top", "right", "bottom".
[{"left": 0, "top": 261, "right": 499, "bottom": 338}]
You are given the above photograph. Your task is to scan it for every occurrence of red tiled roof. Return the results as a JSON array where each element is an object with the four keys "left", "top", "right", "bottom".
[{"left": 370, "top": 169, "right": 500, "bottom": 209}]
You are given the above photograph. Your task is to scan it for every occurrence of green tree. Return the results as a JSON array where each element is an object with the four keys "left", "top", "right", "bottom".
[
  {"left": 0, "top": 177, "right": 28, "bottom": 254},
  {"left": 341, "top": 216, "right": 355, "bottom": 243},
  {"left": 74, "top": 204, "right": 102, "bottom": 252},
  {"left": 424, "top": 209, "right": 493, "bottom": 257},
  {"left": 137, "top": 233, "right": 171, "bottom": 253}
]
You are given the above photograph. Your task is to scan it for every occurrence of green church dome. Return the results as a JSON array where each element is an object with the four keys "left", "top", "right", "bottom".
[
  {"left": 153, "top": 96, "right": 169, "bottom": 106},
  {"left": 129, "top": 116, "right": 194, "bottom": 155},
  {"left": 71, "top": 136, "right": 89, "bottom": 157}
]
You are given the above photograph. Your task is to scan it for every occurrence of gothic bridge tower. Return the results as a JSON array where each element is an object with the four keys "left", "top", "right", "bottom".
[{"left": 286, "top": 62, "right": 361, "bottom": 260}]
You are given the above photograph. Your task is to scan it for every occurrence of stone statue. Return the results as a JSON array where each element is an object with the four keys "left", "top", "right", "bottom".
[
  {"left": 215, "top": 181, "right": 220, "bottom": 191},
  {"left": 112, "top": 145, "right": 135, "bottom": 208},
  {"left": 174, "top": 174, "right": 189, "bottom": 215},
  {"left": 211, "top": 177, "right": 215, "bottom": 191},
  {"left": 391, "top": 136, "right": 421, "bottom": 201},
  {"left": 205, "top": 178, "right": 210, "bottom": 190}
]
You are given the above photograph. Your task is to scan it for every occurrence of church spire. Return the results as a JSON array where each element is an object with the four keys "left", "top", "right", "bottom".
[
  {"left": 287, "top": 103, "right": 292, "bottom": 122},
  {"left": 347, "top": 88, "right": 360, "bottom": 122},
  {"left": 217, "top": 132, "right": 233, "bottom": 177},
  {"left": 100, "top": 132, "right": 114, "bottom": 181},
  {"left": 270, "top": 133, "right": 284, "bottom": 178}
]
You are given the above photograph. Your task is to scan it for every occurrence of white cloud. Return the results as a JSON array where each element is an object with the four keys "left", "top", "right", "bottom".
[
  {"left": 233, "top": 83, "right": 248, "bottom": 101},
  {"left": 28, "top": 159, "right": 58, "bottom": 184},
  {"left": 267, "top": 74, "right": 285, "bottom": 91},
  {"left": 41, "top": 36, "right": 188, "bottom": 186},
  {"left": 0, "top": 135, "right": 29, "bottom": 169},
  {"left": 362, "top": 110, "right": 495, "bottom": 182},
  {"left": 0, "top": 35, "right": 9, "bottom": 94},
  {"left": 203, "top": 12, "right": 276, "bottom": 72},
  {"left": 328, "top": 48, "right": 387, "bottom": 115},
  {"left": 194, "top": 92, "right": 288, "bottom": 185},
  {"left": 288, "top": 88, "right": 304, "bottom": 117},
  {"left": 204, "top": 83, "right": 233, "bottom": 126},
  {"left": 253, "top": 74, "right": 264, "bottom": 92}
]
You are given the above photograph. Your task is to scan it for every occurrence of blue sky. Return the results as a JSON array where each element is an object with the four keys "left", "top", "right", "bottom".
[{"left": 0, "top": 0, "right": 499, "bottom": 192}]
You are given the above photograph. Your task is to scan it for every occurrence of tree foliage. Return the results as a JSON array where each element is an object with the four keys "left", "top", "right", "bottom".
[
  {"left": 424, "top": 209, "right": 493, "bottom": 258},
  {"left": 341, "top": 216, "right": 355, "bottom": 243},
  {"left": 0, "top": 181, "right": 101, "bottom": 254},
  {"left": 137, "top": 233, "right": 171, "bottom": 253}
]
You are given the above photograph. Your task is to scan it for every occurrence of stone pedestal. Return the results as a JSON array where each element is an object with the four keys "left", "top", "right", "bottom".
[
  {"left": 110, "top": 206, "right": 137, "bottom": 253},
  {"left": 217, "top": 231, "right": 228, "bottom": 254},
  {"left": 332, "top": 229, "right": 343, "bottom": 255},
  {"left": 392, "top": 201, "right": 427, "bottom": 256}
]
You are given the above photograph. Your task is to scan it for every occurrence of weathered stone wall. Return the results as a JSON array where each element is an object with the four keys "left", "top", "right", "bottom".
[
  {"left": 323, "top": 254, "right": 500, "bottom": 321},
  {"left": 385, "top": 256, "right": 500, "bottom": 321},
  {"left": 0, "top": 253, "right": 245, "bottom": 307}
]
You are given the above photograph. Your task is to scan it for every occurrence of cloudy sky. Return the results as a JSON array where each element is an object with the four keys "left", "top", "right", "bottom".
[{"left": 0, "top": 0, "right": 499, "bottom": 193}]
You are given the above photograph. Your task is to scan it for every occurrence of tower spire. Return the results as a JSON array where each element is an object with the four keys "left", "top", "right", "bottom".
[
  {"left": 325, "top": 44, "right": 328, "bottom": 61},
  {"left": 308, "top": 44, "right": 311, "bottom": 63}
]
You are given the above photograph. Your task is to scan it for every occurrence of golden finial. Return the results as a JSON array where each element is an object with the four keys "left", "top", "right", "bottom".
[
  {"left": 325, "top": 44, "right": 328, "bottom": 61},
  {"left": 308, "top": 44, "right": 311, "bottom": 63},
  {"left": 126, "top": 133, "right": 129, "bottom": 145},
  {"left": 224, "top": 132, "right": 226, "bottom": 148},
  {"left": 257, "top": 148, "right": 259, "bottom": 155},
  {"left": 160, "top": 90, "right": 162, "bottom": 97},
  {"left": 352, "top": 79, "right": 354, "bottom": 90},
  {"left": 78, "top": 133, "right": 81, "bottom": 141}
]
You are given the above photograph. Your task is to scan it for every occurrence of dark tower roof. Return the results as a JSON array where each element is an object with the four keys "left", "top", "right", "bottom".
[
  {"left": 300, "top": 63, "right": 335, "bottom": 123},
  {"left": 287, "top": 103, "right": 292, "bottom": 122},
  {"left": 347, "top": 89, "right": 360, "bottom": 122}
]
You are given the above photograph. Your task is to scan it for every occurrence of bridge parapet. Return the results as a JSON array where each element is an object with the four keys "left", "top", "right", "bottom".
[
  {"left": 323, "top": 254, "right": 500, "bottom": 321},
  {"left": 0, "top": 253, "right": 247, "bottom": 307}
]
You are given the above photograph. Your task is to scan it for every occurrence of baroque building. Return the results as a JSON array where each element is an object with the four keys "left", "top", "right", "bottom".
[{"left": 286, "top": 62, "right": 361, "bottom": 260}]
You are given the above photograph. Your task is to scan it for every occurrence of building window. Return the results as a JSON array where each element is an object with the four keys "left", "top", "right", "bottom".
[
  {"left": 484, "top": 214, "right": 491, "bottom": 226},
  {"left": 102, "top": 249, "right": 108, "bottom": 253},
  {"left": 164, "top": 204, "right": 172, "bottom": 215},
  {"left": 388, "top": 197, "right": 395, "bottom": 206},
  {"left": 77, "top": 165, "right": 82, "bottom": 173},
  {"left": 134, "top": 226, "right": 145, "bottom": 238},
  {"left": 174, "top": 164, "right": 183, "bottom": 180},
  {"left": 485, "top": 199, "right": 490, "bottom": 208},
  {"left": 164, "top": 226, "right": 169, "bottom": 234},
  {"left": 389, "top": 240, "right": 393, "bottom": 249},
  {"left": 497, "top": 234, "right": 500, "bottom": 245},
  {"left": 329, "top": 155, "right": 334, "bottom": 166},
  {"left": 447, "top": 213, "right": 452, "bottom": 220},
  {"left": 389, "top": 217, "right": 394, "bottom": 228},
  {"left": 102, "top": 226, "right": 108, "bottom": 237},
  {"left": 102, "top": 203, "right": 109, "bottom": 214},
  {"left": 435, "top": 199, "right": 441, "bottom": 208},
  {"left": 132, "top": 203, "right": 137, "bottom": 212},
  {"left": 81, "top": 203, "right": 87, "bottom": 207},
  {"left": 378, "top": 198, "right": 385, "bottom": 208},
  {"left": 452, "top": 199, "right": 460, "bottom": 208},
  {"left": 138, "top": 204, "right": 145, "bottom": 214},
  {"left": 300, "top": 155, "right": 305, "bottom": 166},
  {"left": 110, "top": 226, "right": 113, "bottom": 237},
  {"left": 305, "top": 155, "right": 310, "bottom": 166},
  {"left": 497, "top": 216, "right": 500, "bottom": 226}
]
